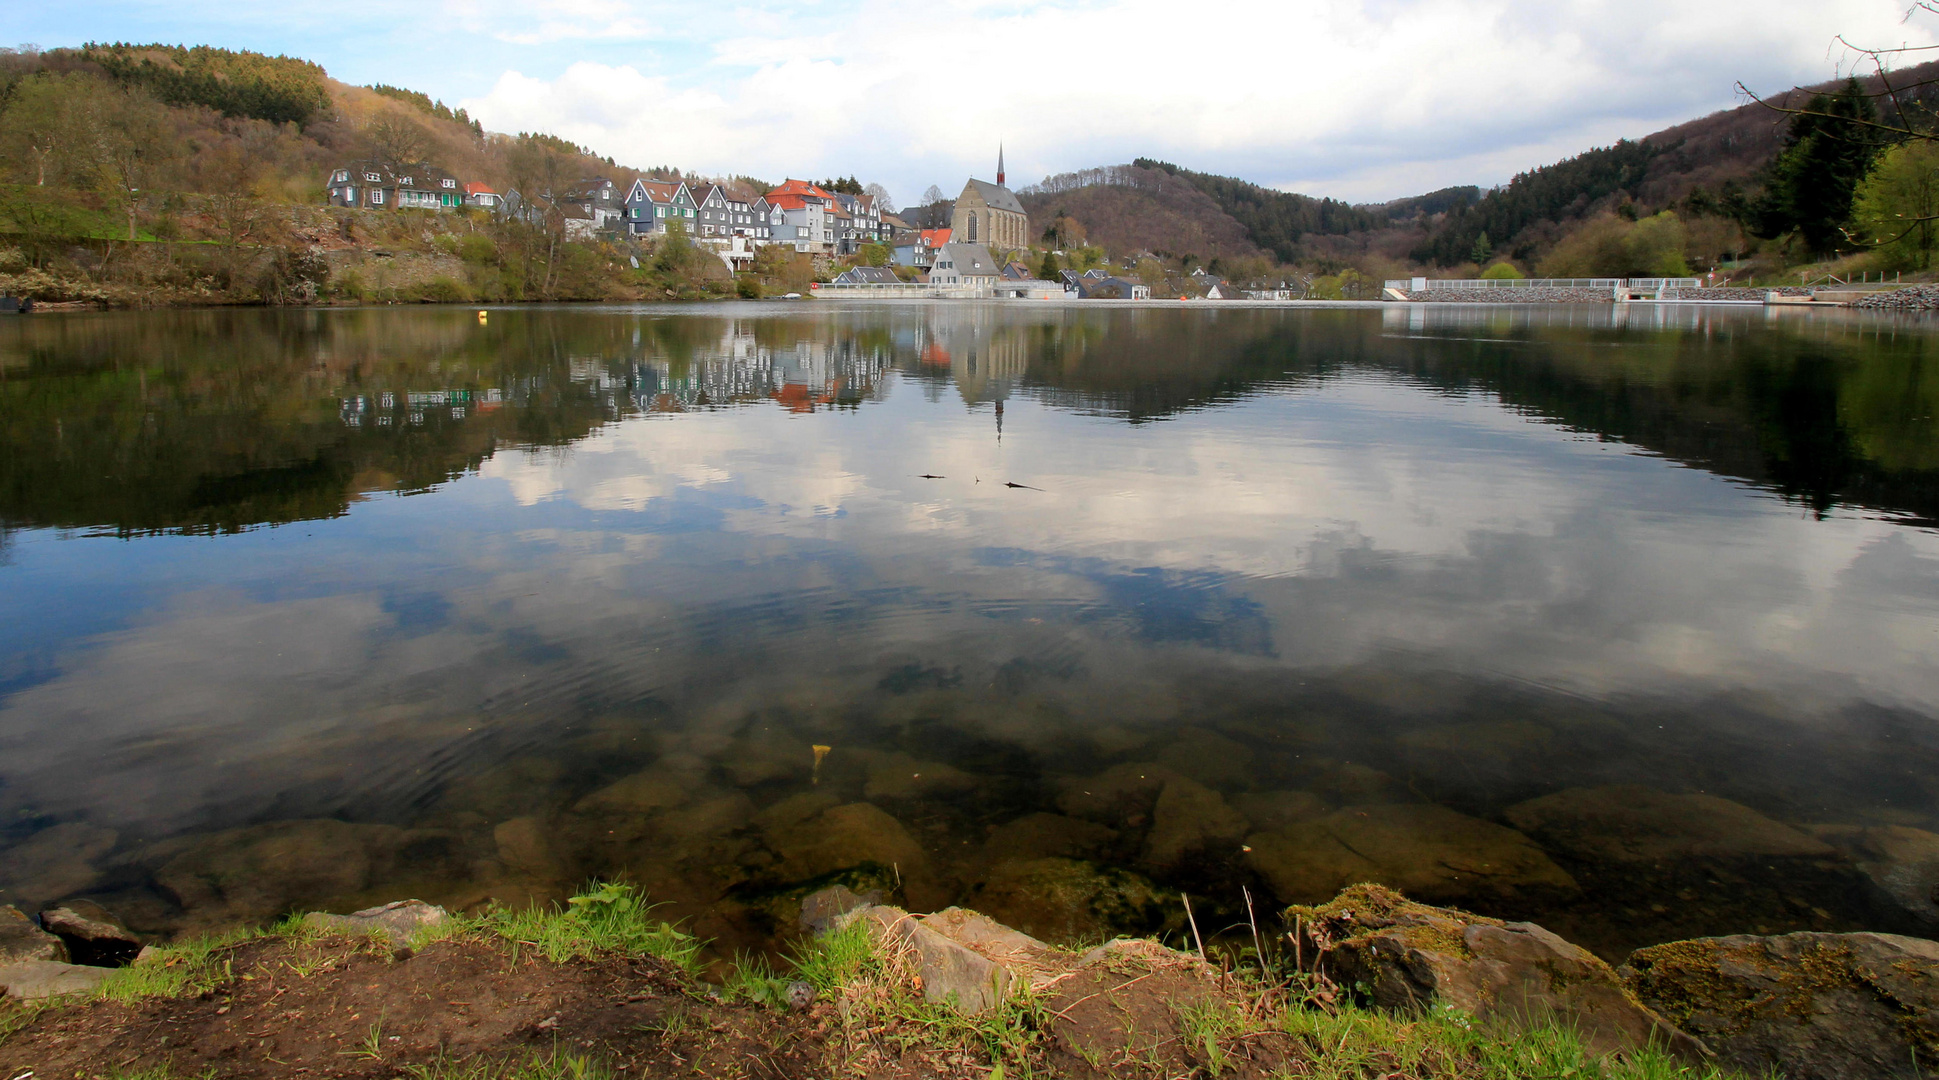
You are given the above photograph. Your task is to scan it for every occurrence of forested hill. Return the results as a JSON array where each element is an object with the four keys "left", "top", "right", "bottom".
[{"left": 1415, "top": 58, "right": 1939, "bottom": 266}]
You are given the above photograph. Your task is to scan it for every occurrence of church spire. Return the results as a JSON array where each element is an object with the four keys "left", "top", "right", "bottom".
[{"left": 997, "top": 144, "right": 1005, "bottom": 187}]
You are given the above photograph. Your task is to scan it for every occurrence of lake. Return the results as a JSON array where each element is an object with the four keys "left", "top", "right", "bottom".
[{"left": 3, "top": 301, "right": 1937, "bottom": 963}]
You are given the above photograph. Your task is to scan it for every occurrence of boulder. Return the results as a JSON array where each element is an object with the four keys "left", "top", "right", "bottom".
[
  {"left": 1141, "top": 778, "right": 1249, "bottom": 870},
  {"left": 0, "top": 823, "right": 118, "bottom": 910},
  {"left": 154, "top": 819, "right": 407, "bottom": 923},
  {"left": 1055, "top": 763, "right": 1180, "bottom": 824},
  {"left": 303, "top": 899, "right": 448, "bottom": 945},
  {"left": 1, "top": 905, "right": 66, "bottom": 965},
  {"left": 1294, "top": 884, "right": 1702, "bottom": 1060},
  {"left": 967, "top": 858, "right": 1172, "bottom": 946},
  {"left": 853, "top": 750, "right": 980, "bottom": 801},
  {"left": 799, "top": 885, "right": 878, "bottom": 935},
  {"left": 1503, "top": 785, "right": 1834, "bottom": 864},
  {"left": 492, "top": 815, "right": 570, "bottom": 888},
  {"left": 1232, "top": 790, "right": 1328, "bottom": 832},
  {"left": 982, "top": 813, "right": 1118, "bottom": 862},
  {"left": 1807, "top": 824, "right": 1939, "bottom": 931},
  {"left": 849, "top": 903, "right": 1075, "bottom": 1014},
  {"left": 1245, "top": 804, "right": 1577, "bottom": 906},
  {"left": 1625, "top": 931, "right": 1939, "bottom": 1080},
  {"left": 1153, "top": 729, "right": 1257, "bottom": 789},
  {"left": 762, "top": 801, "right": 930, "bottom": 885},
  {"left": 39, "top": 900, "right": 141, "bottom": 966},
  {"left": 572, "top": 767, "right": 696, "bottom": 816},
  {"left": 0, "top": 959, "right": 113, "bottom": 1000}
]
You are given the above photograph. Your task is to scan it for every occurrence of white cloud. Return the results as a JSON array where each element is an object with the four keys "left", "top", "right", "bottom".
[{"left": 458, "top": 0, "right": 1935, "bottom": 204}]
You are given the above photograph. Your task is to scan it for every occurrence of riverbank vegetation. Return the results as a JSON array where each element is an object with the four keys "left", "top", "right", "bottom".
[{"left": 1, "top": 883, "right": 1738, "bottom": 1080}]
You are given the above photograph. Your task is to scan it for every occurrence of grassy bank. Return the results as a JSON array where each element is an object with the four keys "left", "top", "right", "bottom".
[{"left": 1, "top": 884, "right": 1740, "bottom": 1080}]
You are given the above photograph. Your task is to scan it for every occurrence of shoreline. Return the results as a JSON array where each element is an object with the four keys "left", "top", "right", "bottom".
[{"left": 4, "top": 882, "right": 1932, "bottom": 1079}]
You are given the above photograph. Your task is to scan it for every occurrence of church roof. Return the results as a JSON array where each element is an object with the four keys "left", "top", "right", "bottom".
[{"left": 962, "top": 179, "right": 1024, "bottom": 215}]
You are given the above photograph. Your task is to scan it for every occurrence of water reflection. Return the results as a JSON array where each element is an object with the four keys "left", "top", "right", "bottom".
[{"left": 1, "top": 303, "right": 1937, "bottom": 962}]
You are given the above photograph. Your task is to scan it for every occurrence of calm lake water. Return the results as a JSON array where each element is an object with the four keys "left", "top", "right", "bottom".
[{"left": 3, "top": 301, "right": 1938, "bottom": 962}]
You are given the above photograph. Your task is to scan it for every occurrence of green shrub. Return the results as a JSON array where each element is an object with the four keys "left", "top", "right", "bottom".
[
  {"left": 414, "top": 277, "right": 470, "bottom": 303},
  {"left": 1480, "top": 261, "right": 1524, "bottom": 280},
  {"left": 482, "top": 882, "right": 703, "bottom": 970}
]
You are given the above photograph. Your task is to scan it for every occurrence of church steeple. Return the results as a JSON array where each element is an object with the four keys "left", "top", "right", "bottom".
[{"left": 997, "top": 145, "right": 1005, "bottom": 187}]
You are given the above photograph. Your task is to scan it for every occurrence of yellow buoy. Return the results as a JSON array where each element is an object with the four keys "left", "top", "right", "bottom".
[
  {"left": 477, "top": 310, "right": 488, "bottom": 322},
  {"left": 811, "top": 744, "right": 832, "bottom": 784}
]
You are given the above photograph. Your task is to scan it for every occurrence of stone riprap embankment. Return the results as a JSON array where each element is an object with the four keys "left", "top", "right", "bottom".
[
  {"left": 1852, "top": 284, "right": 1939, "bottom": 310},
  {"left": 1666, "top": 286, "right": 1811, "bottom": 301},
  {"left": 1401, "top": 288, "right": 1618, "bottom": 303}
]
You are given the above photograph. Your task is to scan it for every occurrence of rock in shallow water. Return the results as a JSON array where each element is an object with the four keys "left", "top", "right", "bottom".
[
  {"left": 1503, "top": 785, "right": 1834, "bottom": 863},
  {"left": 1245, "top": 803, "right": 1577, "bottom": 905},
  {"left": 968, "top": 858, "right": 1172, "bottom": 946},
  {"left": 1625, "top": 931, "right": 1939, "bottom": 1080},
  {"left": 1807, "top": 823, "right": 1939, "bottom": 932},
  {"left": 1, "top": 905, "right": 67, "bottom": 965},
  {"left": 0, "top": 823, "right": 118, "bottom": 910},
  {"left": 1294, "top": 884, "right": 1701, "bottom": 1060},
  {"left": 303, "top": 899, "right": 448, "bottom": 945},
  {"left": 39, "top": 900, "right": 141, "bottom": 966}
]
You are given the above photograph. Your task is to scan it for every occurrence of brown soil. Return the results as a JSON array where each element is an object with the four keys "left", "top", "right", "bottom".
[{"left": 0, "top": 932, "right": 1293, "bottom": 1080}]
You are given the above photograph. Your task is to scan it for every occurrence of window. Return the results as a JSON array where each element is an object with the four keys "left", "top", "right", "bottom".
[
  {"left": 334, "top": 171, "right": 348, "bottom": 182},
  {"left": 442, "top": 178, "right": 456, "bottom": 188},
  {"left": 365, "top": 172, "right": 381, "bottom": 182},
  {"left": 372, "top": 191, "right": 385, "bottom": 205}
]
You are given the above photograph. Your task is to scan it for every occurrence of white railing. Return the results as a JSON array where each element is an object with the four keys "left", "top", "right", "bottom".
[{"left": 1383, "top": 278, "right": 1699, "bottom": 291}]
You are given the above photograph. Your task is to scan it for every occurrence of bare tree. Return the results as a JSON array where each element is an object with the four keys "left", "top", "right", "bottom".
[
  {"left": 365, "top": 113, "right": 430, "bottom": 170},
  {"left": 921, "top": 184, "right": 945, "bottom": 207},
  {"left": 1737, "top": 3, "right": 1939, "bottom": 140},
  {"left": 863, "top": 182, "right": 895, "bottom": 213}
]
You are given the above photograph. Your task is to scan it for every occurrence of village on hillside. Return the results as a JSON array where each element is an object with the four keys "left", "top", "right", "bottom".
[{"left": 322, "top": 149, "right": 1269, "bottom": 302}]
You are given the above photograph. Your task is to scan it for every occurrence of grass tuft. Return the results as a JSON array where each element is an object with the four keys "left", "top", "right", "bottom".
[
  {"left": 481, "top": 881, "right": 703, "bottom": 971},
  {"left": 404, "top": 1044, "right": 615, "bottom": 1080},
  {"left": 94, "top": 927, "right": 261, "bottom": 1003}
]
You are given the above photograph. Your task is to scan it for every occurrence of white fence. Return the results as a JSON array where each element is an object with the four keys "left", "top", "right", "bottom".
[
  {"left": 812, "top": 281, "right": 1064, "bottom": 300},
  {"left": 1384, "top": 277, "right": 1699, "bottom": 291}
]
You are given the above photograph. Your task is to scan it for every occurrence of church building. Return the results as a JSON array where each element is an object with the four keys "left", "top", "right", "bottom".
[{"left": 951, "top": 149, "right": 1030, "bottom": 252}]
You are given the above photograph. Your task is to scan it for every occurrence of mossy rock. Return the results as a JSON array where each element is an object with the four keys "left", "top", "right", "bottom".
[{"left": 1625, "top": 931, "right": 1939, "bottom": 1080}]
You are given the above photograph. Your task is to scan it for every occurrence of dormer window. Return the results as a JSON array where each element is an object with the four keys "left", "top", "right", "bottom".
[
  {"left": 442, "top": 178, "right": 456, "bottom": 188},
  {"left": 364, "top": 172, "right": 381, "bottom": 182},
  {"left": 334, "top": 170, "right": 348, "bottom": 182},
  {"left": 400, "top": 176, "right": 413, "bottom": 186}
]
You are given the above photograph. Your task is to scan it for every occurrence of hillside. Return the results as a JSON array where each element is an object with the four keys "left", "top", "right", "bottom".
[
  {"left": 1017, "top": 164, "right": 1263, "bottom": 262},
  {"left": 1416, "top": 58, "right": 1939, "bottom": 266}
]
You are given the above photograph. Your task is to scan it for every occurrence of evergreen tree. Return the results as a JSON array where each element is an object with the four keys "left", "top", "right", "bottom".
[
  {"left": 1471, "top": 231, "right": 1493, "bottom": 264},
  {"left": 1038, "top": 251, "right": 1059, "bottom": 280},
  {"left": 1753, "top": 78, "right": 1884, "bottom": 257}
]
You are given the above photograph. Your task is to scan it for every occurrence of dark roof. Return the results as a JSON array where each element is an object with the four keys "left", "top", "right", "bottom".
[{"left": 962, "top": 179, "right": 1024, "bottom": 215}]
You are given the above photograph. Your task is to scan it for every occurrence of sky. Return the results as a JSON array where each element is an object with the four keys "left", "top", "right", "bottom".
[{"left": 17, "top": 1, "right": 1939, "bottom": 206}]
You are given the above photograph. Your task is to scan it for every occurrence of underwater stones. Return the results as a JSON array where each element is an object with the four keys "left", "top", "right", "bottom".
[
  {"left": 155, "top": 820, "right": 407, "bottom": 924},
  {"left": 1504, "top": 786, "right": 1835, "bottom": 864},
  {"left": 572, "top": 767, "right": 696, "bottom": 816},
  {"left": 1141, "top": 778, "right": 1249, "bottom": 870},
  {"left": 303, "top": 899, "right": 448, "bottom": 945},
  {"left": 1295, "top": 884, "right": 1701, "bottom": 1060},
  {"left": 799, "top": 884, "right": 877, "bottom": 935},
  {"left": 1055, "top": 762, "right": 1180, "bottom": 823},
  {"left": 968, "top": 858, "right": 1171, "bottom": 945},
  {"left": 1245, "top": 804, "right": 1577, "bottom": 906},
  {"left": 1806, "top": 824, "right": 1939, "bottom": 931},
  {"left": 0, "top": 959, "right": 113, "bottom": 1000},
  {"left": 1154, "top": 728, "right": 1257, "bottom": 789},
  {"left": 1310, "top": 762, "right": 1412, "bottom": 805},
  {"left": 1624, "top": 931, "right": 1939, "bottom": 1080},
  {"left": 493, "top": 816, "right": 567, "bottom": 883},
  {"left": 0, "top": 822, "right": 119, "bottom": 910},
  {"left": 1, "top": 905, "right": 66, "bottom": 965},
  {"left": 1231, "top": 790, "right": 1328, "bottom": 832},
  {"left": 39, "top": 900, "right": 142, "bottom": 966},
  {"left": 761, "top": 801, "right": 935, "bottom": 901},
  {"left": 854, "top": 749, "right": 979, "bottom": 801},
  {"left": 983, "top": 813, "right": 1118, "bottom": 862}
]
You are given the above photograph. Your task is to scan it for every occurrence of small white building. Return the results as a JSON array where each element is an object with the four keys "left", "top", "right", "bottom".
[{"left": 929, "top": 243, "right": 1000, "bottom": 288}]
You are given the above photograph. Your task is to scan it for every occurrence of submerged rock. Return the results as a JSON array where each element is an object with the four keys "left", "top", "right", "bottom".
[
  {"left": 1231, "top": 790, "right": 1328, "bottom": 832},
  {"left": 572, "top": 767, "right": 696, "bottom": 816},
  {"left": 1153, "top": 728, "right": 1257, "bottom": 789},
  {"left": 1055, "top": 763, "right": 1179, "bottom": 824},
  {"left": 1294, "top": 884, "right": 1701, "bottom": 1060},
  {"left": 1806, "top": 824, "right": 1939, "bottom": 931},
  {"left": 850, "top": 749, "right": 979, "bottom": 801},
  {"left": 968, "top": 858, "right": 1172, "bottom": 945},
  {"left": 982, "top": 813, "right": 1118, "bottom": 862},
  {"left": 0, "top": 823, "right": 118, "bottom": 910},
  {"left": 1141, "top": 778, "right": 1249, "bottom": 870},
  {"left": 0, "top": 958, "right": 113, "bottom": 1000},
  {"left": 39, "top": 900, "right": 141, "bottom": 966},
  {"left": 1625, "top": 931, "right": 1939, "bottom": 1080},
  {"left": 155, "top": 819, "right": 414, "bottom": 924},
  {"left": 1, "top": 905, "right": 66, "bottom": 965},
  {"left": 1503, "top": 785, "right": 1834, "bottom": 864},
  {"left": 1245, "top": 804, "right": 1577, "bottom": 905}
]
